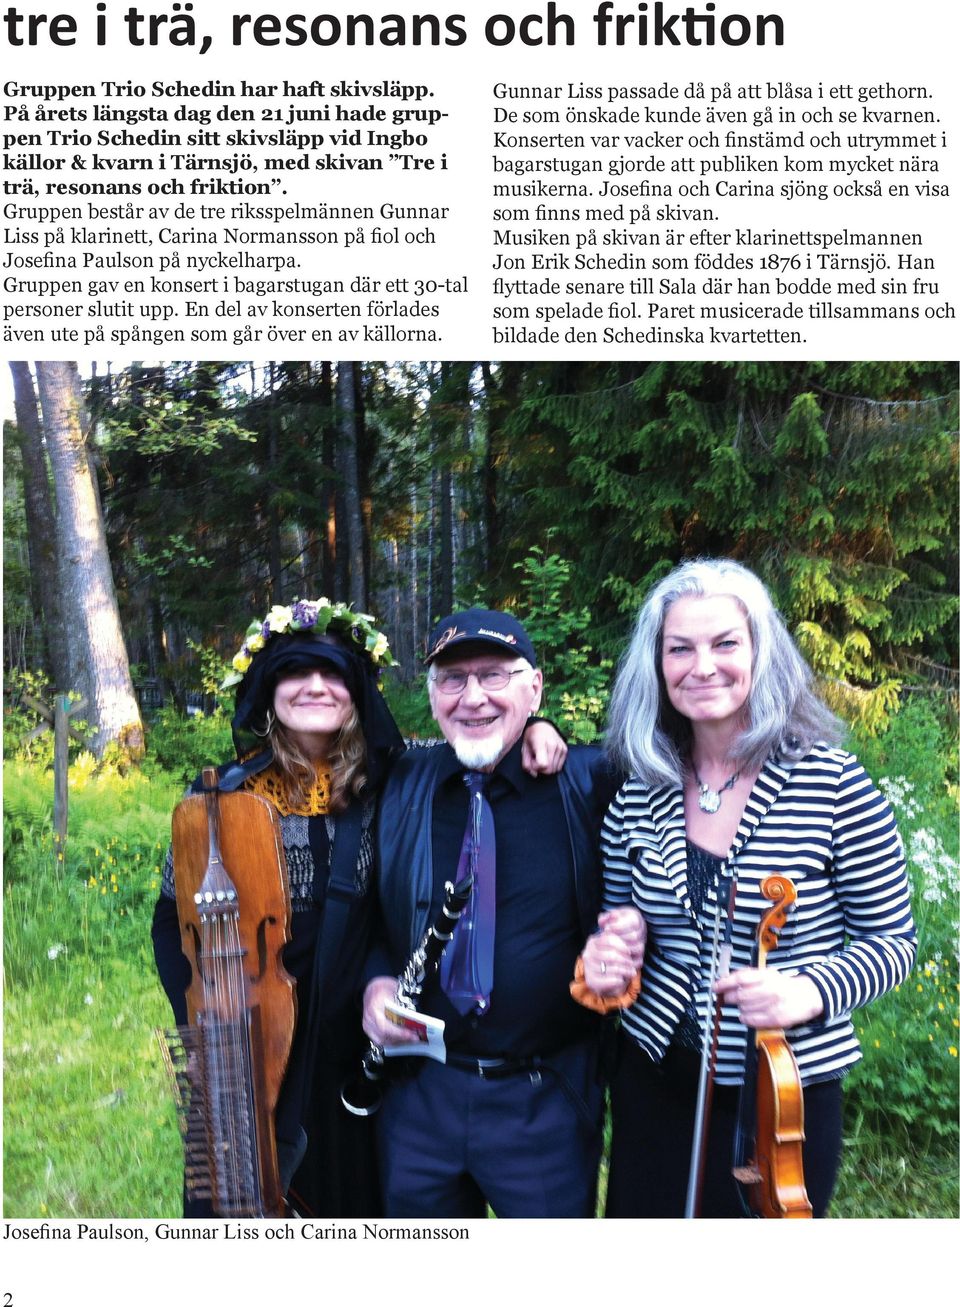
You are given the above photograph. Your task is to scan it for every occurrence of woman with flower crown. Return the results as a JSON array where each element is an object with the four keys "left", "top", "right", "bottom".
[{"left": 152, "top": 598, "right": 564, "bottom": 1217}]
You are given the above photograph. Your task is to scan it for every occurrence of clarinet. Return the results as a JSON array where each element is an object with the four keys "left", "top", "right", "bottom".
[{"left": 341, "top": 872, "right": 473, "bottom": 1117}]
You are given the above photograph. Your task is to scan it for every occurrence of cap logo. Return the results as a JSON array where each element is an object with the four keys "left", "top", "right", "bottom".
[
  {"left": 478, "top": 628, "right": 516, "bottom": 644},
  {"left": 430, "top": 625, "right": 459, "bottom": 656}
]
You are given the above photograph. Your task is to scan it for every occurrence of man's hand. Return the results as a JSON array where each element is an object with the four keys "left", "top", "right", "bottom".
[
  {"left": 521, "top": 719, "right": 568, "bottom": 776},
  {"left": 362, "top": 975, "right": 421, "bottom": 1046}
]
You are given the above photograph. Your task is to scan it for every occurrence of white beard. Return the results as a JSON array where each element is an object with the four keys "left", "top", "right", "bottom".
[{"left": 451, "top": 731, "right": 505, "bottom": 771}]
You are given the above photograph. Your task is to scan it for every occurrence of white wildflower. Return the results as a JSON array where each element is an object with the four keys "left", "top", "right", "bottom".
[
  {"left": 878, "top": 775, "right": 921, "bottom": 820},
  {"left": 266, "top": 604, "right": 294, "bottom": 634}
]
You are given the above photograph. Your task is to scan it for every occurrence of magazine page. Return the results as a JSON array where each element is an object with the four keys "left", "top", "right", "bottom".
[{"left": 2, "top": 1, "right": 957, "bottom": 1303}]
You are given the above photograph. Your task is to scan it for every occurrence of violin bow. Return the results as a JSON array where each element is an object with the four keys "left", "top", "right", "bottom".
[{"left": 684, "top": 868, "right": 737, "bottom": 1219}]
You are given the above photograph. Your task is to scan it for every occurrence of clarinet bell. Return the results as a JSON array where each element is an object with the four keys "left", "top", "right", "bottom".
[{"left": 340, "top": 1069, "right": 383, "bottom": 1117}]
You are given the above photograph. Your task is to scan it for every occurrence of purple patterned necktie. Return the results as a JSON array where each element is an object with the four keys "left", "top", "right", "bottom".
[{"left": 440, "top": 770, "right": 496, "bottom": 1015}]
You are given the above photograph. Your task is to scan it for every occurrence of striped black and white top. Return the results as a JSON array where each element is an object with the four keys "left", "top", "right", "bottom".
[{"left": 600, "top": 744, "right": 917, "bottom": 1085}]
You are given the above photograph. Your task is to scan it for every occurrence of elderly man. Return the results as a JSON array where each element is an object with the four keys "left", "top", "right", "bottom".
[{"left": 362, "top": 607, "right": 632, "bottom": 1218}]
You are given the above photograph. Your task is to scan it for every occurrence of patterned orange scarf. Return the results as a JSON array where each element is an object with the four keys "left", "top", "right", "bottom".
[{"left": 242, "top": 761, "right": 332, "bottom": 817}]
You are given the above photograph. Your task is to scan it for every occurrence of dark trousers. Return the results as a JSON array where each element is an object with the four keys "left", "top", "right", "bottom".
[
  {"left": 606, "top": 1034, "right": 843, "bottom": 1219},
  {"left": 376, "top": 1044, "right": 603, "bottom": 1218}
]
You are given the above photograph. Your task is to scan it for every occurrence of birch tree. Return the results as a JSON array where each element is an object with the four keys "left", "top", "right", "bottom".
[{"left": 35, "top": 360, "right": 144, "bottom": 760}]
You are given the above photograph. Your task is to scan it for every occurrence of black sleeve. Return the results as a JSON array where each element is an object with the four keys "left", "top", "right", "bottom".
[
  {"left": 151, "top": 894, "right": 191, "bottom": 1026},
  {"left": 596, "top": 755, "right": 625, "bottom": 813},
  {"left": 360, "top": 802, "right": 398, "bottom": 989},
  {"left": 360, "top": 860, "right": 397, "bottom": 988},
  {"left": 524, "top": 714, "right": 568, "bottom": 743}
]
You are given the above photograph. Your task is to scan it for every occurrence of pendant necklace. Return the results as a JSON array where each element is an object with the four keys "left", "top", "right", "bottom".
[{"left": 693, "top": 764, "right": 741, "bottom": 814}]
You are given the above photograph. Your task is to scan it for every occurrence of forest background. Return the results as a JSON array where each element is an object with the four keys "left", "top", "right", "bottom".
[{"left": 3, "top": 357, "right": 958, "bottom": 1218}]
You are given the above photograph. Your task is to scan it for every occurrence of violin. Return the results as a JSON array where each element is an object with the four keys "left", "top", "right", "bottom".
[
  {"left": 159, "top": 767, "right": 295, "bottom": 1217},
  {"left": 732, "top": 874, "right": 812, "bottom": 1218}
]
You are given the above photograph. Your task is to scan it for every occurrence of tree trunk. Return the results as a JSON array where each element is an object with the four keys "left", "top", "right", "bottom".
[
  {"left": 427, "top": 452, "right": 436, "bottom": 632},
  {"left": 409, "top": 426, "right": 420, "bottom": 669},
  {"left": 319, "top": 361, "right": 338, "bottom": 598},
  {"left": 35, "top": 361, "right": 144, "bottom": 761},
  {"left": 356, "top": 365, "right": 373, "bottom": 611},
  {"left": 266, "top": 363, "right": 284, "bottom": 601},
  {"left": 439, "top": 464, "right": 454, "bottom": 614},
  {"left": 335, "top": 361, "right": 366, "bottom": 608},
  {"left": 9, "top": 361, "right": 70, "bottom": 689},
  {"left": 480, "top": 361, "right": 523, "bottom": 579}
]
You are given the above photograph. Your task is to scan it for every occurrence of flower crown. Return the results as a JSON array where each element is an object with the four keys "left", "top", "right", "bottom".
[{"left": 221, "top": 598, "right": 395, "bottom": 690}]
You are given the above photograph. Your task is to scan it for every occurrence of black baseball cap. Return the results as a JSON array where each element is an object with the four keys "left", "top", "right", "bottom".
[{"left": 425, "top": 607, "right": 537, "bottom": 667}]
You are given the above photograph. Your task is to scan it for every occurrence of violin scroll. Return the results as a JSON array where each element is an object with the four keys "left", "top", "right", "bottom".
[{"left": 757, "top": 874, "right": 797, "bottom": 960}]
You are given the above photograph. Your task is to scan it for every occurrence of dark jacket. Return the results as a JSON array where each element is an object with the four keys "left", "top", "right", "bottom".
[{"left": 375, "top": 742, "right": 619, "bottom": 960}]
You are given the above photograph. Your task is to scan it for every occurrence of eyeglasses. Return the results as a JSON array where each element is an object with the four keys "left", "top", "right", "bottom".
[{"left": 433, "top": 668, "right": 529, "bottom": 695}]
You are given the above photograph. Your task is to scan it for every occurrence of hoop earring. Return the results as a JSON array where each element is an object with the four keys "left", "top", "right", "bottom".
[{"left": 253, "top": 709, "right": 275, "bottom": 738}]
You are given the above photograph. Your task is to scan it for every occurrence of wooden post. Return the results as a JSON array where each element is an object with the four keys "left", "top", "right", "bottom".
[
  {"left": 18, "top": 692, "right": 87, "bottom": 861},
  {"left": 53, "top": 695, "right": 70, "bottom": 856}
]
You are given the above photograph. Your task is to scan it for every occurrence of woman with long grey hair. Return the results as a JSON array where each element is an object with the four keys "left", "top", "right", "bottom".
[{"left": 581, "top": 559, "right": 915, "bottom": 1217}]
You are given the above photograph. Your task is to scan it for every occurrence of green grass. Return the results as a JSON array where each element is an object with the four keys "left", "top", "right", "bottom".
[
  {"left": 4, "top": 963, "right": 182, "bottom": 1217},
  {"left": 4, "top": 759, "right": 186, "bottom": 1217},
  {"left": 832, "top": 1122, "right": 959, "bottom": 1218}
]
